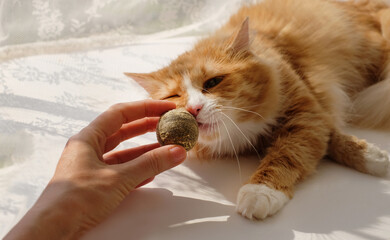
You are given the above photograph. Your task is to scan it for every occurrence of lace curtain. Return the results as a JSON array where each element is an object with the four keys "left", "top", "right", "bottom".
[{"left": 0, "top": 0, "right": 259, "bottom": 48}]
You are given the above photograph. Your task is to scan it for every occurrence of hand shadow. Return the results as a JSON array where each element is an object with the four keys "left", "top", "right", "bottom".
[{"left": 82, "top": 187, "right": 296, "bottom": 240}]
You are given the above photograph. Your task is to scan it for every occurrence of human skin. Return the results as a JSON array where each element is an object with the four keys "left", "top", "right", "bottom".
[{"left": 4, "top": 100, "right": 187, "bottom": 240}]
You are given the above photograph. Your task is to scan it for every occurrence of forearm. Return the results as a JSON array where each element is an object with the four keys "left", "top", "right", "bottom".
[{"left": 4, "top": 182, "right": 85, "bottom": 240}]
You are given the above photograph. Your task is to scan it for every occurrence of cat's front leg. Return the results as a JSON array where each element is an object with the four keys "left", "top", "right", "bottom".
[{"left": 236, "top": 111, "right": 331, "bottom": 220}]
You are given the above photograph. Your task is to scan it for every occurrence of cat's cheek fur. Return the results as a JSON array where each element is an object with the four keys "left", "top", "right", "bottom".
[{"left": 236, "top": 184, "right": 289, "bottom": 220}]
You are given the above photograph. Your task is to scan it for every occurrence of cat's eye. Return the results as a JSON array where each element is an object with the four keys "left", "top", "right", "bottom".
[
  {"left": 163, "top": 94, "right": 180, "bottom": 100},
  {"left": 203, "top": 76, "right": 224, "bottom": 91}
]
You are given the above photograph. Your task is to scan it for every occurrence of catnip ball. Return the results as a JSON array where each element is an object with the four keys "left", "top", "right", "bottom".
[{"left": 156, "top": 108, "right": 199, "bottom": 151}]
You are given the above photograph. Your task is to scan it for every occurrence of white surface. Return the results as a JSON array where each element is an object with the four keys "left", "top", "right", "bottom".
[{"left": 0, "top": 37, "right": 390, "bottom": 240}]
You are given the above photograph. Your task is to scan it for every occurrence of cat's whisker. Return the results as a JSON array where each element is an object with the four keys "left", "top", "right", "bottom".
[
  {"left": 213, "top": 114, "right": 223, "bottom": 157},
  {"left": 223, "top": 103, "right": 264, "bottom": 109},
  {"left": 209, "top": 111, "right": 222, "bottom": 156},
  {"left": 216, "top": 120, "right": 223, "bottom": 157},
  {"left": 218, "top": 105, "right": 266, "bottom": 121},
  {"left": 207, "top": 105, "right": 223, "bottom": 157},
  {"left": 219, "top": 112, "right": 262, "bottom": 161},
  {"left": 221, "top": 118, "right": 243, "bottom": 183},
  {"left": 214, "top": 103, "right": 265, "bottom": 110},
  {"left": 209, "top": 114, "right": 217, "bottom": 155}
]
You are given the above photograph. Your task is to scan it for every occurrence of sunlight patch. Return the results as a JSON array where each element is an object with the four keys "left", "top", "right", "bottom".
[{"left": 169, "top": 215, "right": 230, "bottom": 228}]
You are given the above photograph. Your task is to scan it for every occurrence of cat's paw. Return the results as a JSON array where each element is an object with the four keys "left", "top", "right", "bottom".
[
  {"left": 236, "top": 184, "right": 289, "bottom": 220},
  {"left": 364, "top": 142, "right": 389, "bottom": 177}
]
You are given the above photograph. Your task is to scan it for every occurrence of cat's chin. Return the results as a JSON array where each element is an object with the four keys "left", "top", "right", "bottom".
[
  {"left": 198, "top": 123, "right": 213, "bottom": 132},
  {"left": 191, "top": 142, "right": 218, "bottom": 160},
  {"left": 198, "top": 123, "right": 221, "bottom": 142}
]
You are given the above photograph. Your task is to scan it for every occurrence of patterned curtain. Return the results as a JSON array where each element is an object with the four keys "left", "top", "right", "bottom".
[{"left": 0, "top": 0, "right": 258, "bottom": 47}]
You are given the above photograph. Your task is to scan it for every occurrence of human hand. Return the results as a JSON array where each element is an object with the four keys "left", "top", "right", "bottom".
[{"left": 5, "top": 100, "right": 187, "bottom": 240}]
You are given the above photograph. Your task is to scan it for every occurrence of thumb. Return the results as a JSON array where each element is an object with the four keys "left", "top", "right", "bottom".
[{"left": 121, "top": 145, "right": 187, "bottom": 188}]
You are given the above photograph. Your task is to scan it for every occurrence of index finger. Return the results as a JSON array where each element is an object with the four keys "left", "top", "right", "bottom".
[{"left": 89, "top": 100, "right": 176, "bottom": 139}]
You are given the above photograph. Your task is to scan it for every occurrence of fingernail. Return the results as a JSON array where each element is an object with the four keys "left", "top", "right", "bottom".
[{"left": 169, "top": 146, "right": 187, "bottom": 163}]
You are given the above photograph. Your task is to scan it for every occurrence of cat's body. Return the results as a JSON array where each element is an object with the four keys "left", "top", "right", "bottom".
[{"left": 126, "top": 0, "right": 390, "bottom": 220}]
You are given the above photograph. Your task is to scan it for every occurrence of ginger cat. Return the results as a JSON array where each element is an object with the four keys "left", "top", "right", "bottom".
[{"left": 126, "top": 0, "right": 390, "bottom": 220}]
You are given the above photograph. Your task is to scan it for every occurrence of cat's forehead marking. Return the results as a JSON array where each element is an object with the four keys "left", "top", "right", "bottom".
[{"left": 182, "top": 74, "right": 206, "bottom": 107}]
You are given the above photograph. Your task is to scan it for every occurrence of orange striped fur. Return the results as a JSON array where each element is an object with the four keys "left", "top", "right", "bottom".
[{"left": 126, "top": 0, "right": 390, "bottom": 219}]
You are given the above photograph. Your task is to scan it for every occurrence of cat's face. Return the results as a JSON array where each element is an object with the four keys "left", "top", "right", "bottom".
[{"left": 126, "top": 20, "right": 281, "bottom": 157}]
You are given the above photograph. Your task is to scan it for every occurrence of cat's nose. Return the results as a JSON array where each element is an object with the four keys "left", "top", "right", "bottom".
[{"left": 187, "top": 105, "right": 203, "bottom": 117}]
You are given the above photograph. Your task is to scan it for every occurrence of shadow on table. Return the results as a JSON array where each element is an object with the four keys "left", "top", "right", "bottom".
[
  {"left": 84, "top": 129, "right": 390, "bottom": 240},
  {"left": 82, "top": 187, "right": 294, "bottom": 240}
]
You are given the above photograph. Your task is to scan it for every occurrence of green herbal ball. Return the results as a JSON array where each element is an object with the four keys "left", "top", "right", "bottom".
[{"left": 156, "top": 108, "right": 199, "bottom": 151}]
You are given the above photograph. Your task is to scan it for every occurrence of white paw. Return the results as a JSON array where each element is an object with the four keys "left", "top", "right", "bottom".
[
  {"left": 236, "top": 184, "right": 289, "bottom": 220},
  {"left": 364, "top": 142, "right": 389, "bottom": 176}
]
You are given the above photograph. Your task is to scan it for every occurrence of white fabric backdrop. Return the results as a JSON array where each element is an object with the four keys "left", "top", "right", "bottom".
[
  {"left": 0, "top": 0, "right": 236, "bottom": 45},
  {"left": 1, "top": 0, "right": 390, "bottom": 239},
  {"left": 0, "top": 0, "right": 263, "bottom": 61}
]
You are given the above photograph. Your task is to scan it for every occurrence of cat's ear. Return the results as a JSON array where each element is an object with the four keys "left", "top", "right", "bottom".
[
  {"left": 124, "top": 72, "right": 158, "bottom": 94},
  {"left": 229, "top": 17, "right": 250, "bottom": 53}
]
